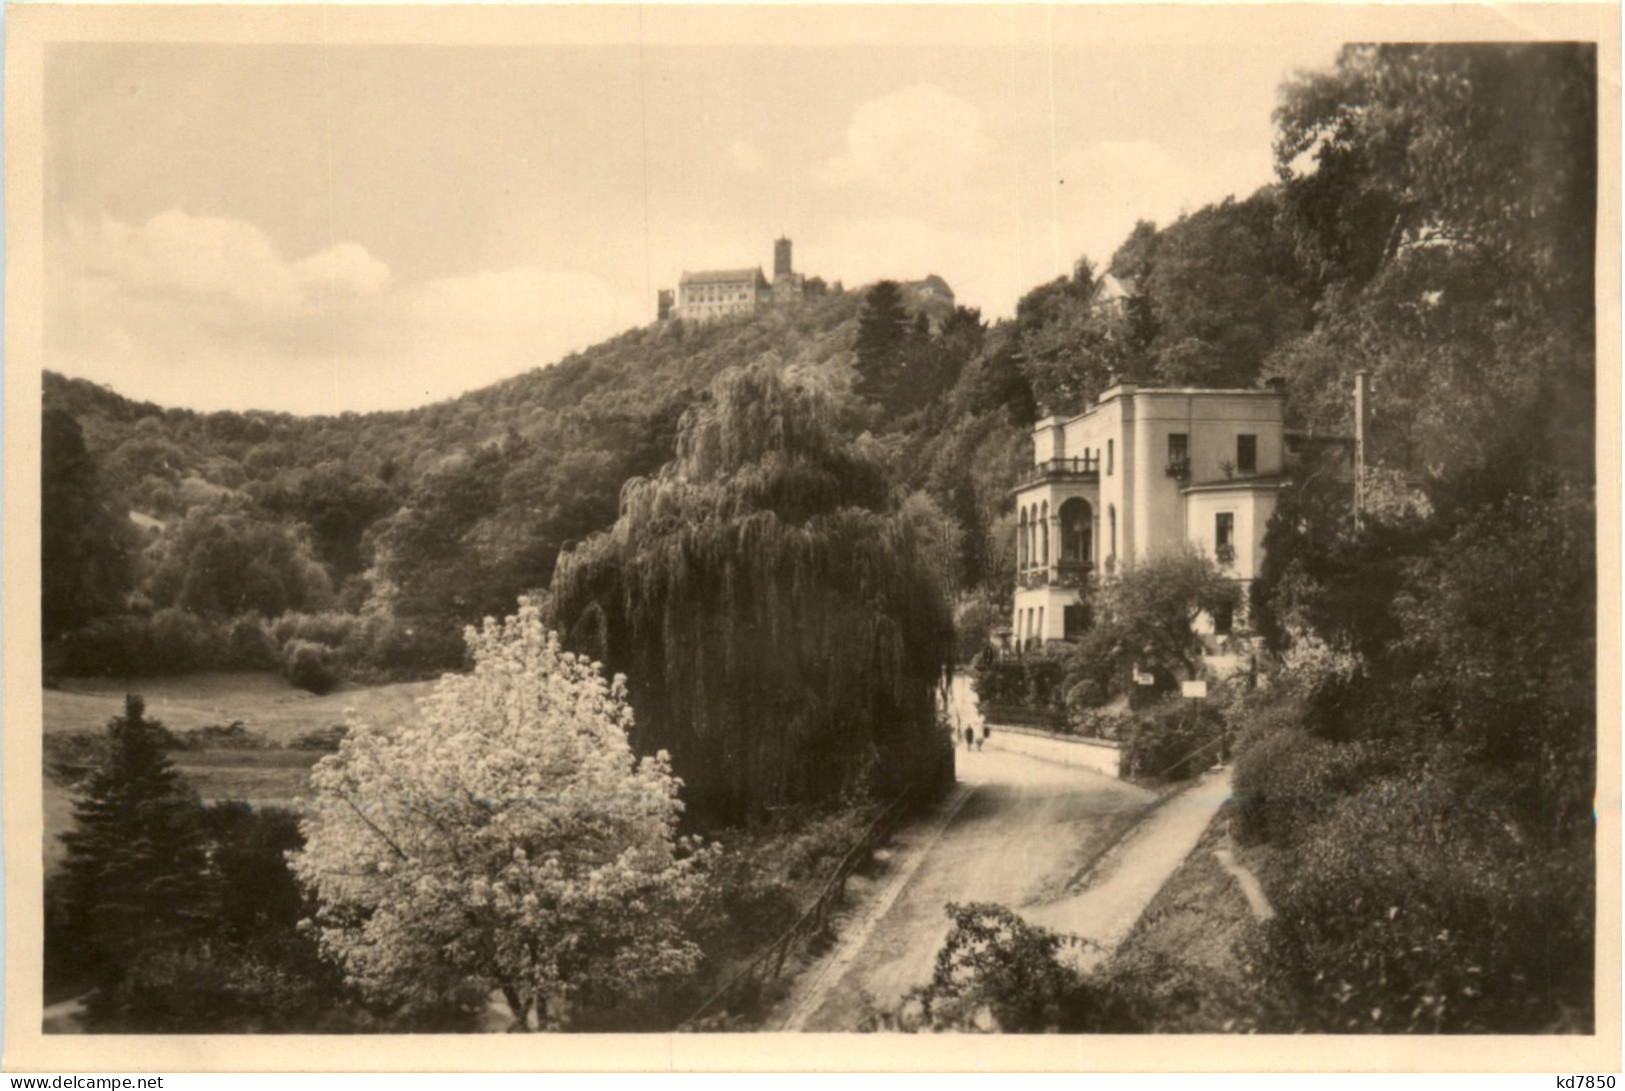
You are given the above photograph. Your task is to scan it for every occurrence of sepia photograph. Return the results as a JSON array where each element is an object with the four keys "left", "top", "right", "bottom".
[{"left": 2, "top": 1, "right": 1618, "bottom": 1073}]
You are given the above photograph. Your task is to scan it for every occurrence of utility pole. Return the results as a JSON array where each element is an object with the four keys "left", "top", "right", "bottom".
[{"left": 1353, "top": 371, "right": 1371, "bottom": 529}]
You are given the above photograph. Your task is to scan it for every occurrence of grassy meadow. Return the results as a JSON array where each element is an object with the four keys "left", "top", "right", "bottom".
[{"left": 43, "top": 672, "right": 437, "bottom": 870}]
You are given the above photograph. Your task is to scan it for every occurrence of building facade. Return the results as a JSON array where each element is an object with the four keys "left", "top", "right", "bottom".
[
  {"left": 674, "top": 267, "right": 772, "bottom": 321},
  {"left": 1011, "top": 382, "right": 1287, "bottom": 649},
  {"left": 667, "top": 237, "right": 811, "bottom": 322}
]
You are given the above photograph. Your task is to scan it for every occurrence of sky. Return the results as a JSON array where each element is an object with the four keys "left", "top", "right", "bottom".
[{"left": 44, "top": 13, "right": 1344, "bottom": 414}]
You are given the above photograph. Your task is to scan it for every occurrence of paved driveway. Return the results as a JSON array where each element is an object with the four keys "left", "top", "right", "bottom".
[{"left": 780, "top": 747, "right": 1156, "bottom": 1030}]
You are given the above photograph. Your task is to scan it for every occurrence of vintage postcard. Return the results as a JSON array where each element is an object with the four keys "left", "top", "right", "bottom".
[{"left": 3, "top": 2, "right": 1619, "bottom": 1073}]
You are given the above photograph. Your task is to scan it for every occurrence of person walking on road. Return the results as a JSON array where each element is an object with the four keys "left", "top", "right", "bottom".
[
  {"left": 980, "top": 722, "right": 990, "bottom": 751},
  {"left": 964, "top": 725, "right": 975, "bottom": 750}
]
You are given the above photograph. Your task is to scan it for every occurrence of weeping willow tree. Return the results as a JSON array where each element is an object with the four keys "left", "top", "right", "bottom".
[{"left": 548, "top": 363, "right": 955, "bottom": 828}]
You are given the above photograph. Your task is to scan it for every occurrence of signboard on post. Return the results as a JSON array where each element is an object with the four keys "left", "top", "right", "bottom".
[
  {"left": 1181, "top": 679, "right": 1209, "bottom": 699},
  {"left": 1133, "top": 671, "right": 1155, "bottom": 687}
]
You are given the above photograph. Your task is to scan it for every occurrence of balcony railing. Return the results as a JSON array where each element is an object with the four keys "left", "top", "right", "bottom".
[
  {"left": 1017, "top": 559, "right": 1096, "bottom": 590},
  {"left": 1165, "top": 456, "right": 1191, "bottom": 479},
  {"left": 1017, "top": 455, "right": 1100, "bottom": 491}
]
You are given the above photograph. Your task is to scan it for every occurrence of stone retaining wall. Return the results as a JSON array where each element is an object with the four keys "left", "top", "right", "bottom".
[{"left": 983, "top": 723, "right": 1122, "bottom": 778}]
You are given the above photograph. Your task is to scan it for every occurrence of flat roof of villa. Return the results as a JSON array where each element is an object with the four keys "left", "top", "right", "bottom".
[{"left": 1038, "top": 384, "right": 1286, "bottom": 428}]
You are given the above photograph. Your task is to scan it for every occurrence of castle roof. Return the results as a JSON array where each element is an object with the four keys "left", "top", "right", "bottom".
[{"left": 680, "top": 267, "right": 768, "bottom": 286}]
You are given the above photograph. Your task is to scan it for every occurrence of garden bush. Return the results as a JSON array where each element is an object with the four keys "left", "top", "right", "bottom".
[
  {"left": 1231, "top": 715, "right": 1400, "bottom": 848},
  {"left": 970, "top": 647, "right": 1071, "bottom": 715},
  {"left": 900, "top": 902, "right": 1104, "bottom": 1032},
  {"left": 281, "top": 640, "right": 341, "bottom": 695},
  {"left": 1120, "top": 700, "right": 1227, "bottom": 781},
  {"left": 1067, "top": 705, "right": 1134, "bottom": 741},
  {"left": 1259, "top": 757, "right": 1594, "bottom": 1032}
]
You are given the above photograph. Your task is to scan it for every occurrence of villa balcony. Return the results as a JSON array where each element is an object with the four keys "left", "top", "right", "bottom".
[
  {"left": 1016, "top": 558, "right": 1095, "bottom": 590},
  {"left": 1015, "top": 455, "right": 1100, "bottom": 492}
]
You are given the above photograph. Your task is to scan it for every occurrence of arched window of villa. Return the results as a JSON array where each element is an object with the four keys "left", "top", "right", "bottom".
[
  {"left": 1059, "top": 498, "right": 1092, "bottom": 565},
  {"left": 1040, "top": 501, "right": 1049, "bottom": 566},
  {"left": 1018, "top": 507, "right": 1028, "bottom": 569},
  {"left": 1108, "top": 504, "right": 1118, "bottom": 563}
]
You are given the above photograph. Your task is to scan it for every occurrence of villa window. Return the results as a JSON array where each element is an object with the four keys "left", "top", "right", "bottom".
[
  {"left": 1215, "top": 512, "right": 1235, "bottom": 566},
  {"left": 1107, "top": 439, "right": 1114, "bottom": 475},
  {"left": 1167, "top": 433, "right": 1189, "bottom": 476},
  {"left": 1237, "top": 434, "right": 1257, "bottom": 474}
]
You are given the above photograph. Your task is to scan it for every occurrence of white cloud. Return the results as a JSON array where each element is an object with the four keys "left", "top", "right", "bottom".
[
  {"left": 820, "top": 84, "right": 992, "bottom": 196},
  {"left": 730, "top": 139, "right": 763, "bottom": 174},
  {"left": 296, "top": 241, "right": 392, "bottom": 298},
  {"left": 47, "top": 210, "right": 649, "bottom": 412},
  {"left": 62, "top": 210, "right": 390, "bottom": 316}
]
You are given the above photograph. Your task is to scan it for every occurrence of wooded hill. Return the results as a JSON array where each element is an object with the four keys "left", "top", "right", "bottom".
[{"left": 44, "top": 44, "right": 1596, "bottom": 688}]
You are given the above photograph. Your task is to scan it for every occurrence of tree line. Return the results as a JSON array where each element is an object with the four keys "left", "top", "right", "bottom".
[{"left": 44, "top": 41, "right": 1598, "bottom": 1032}]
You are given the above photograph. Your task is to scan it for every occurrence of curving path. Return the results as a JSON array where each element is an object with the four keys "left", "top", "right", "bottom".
[{"left": 778, "top": 746, "right": 1158, "bottom": 1031}]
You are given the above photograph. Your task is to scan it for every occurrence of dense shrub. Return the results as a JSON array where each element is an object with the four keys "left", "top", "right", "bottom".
[
  {"left": 224, "top": 614, "right": 279, "bottom": 670},
  {"left": 1120, "top": 700, "right": 1227, "bottom": 781},
  {"left": 177, "top": 722, "right": 272, "bottom": 750},
  {"left": 1259, "top": 757, "right": 1594, "bottom": 1032},
  {"left": 269, "top": 611, "right": 359, "bottom": 651},
  {"left": 900, "top": 903, "right": 1104, "bottom": 1032},
  {"left": 59, "top": 614, "right": 154, "bottom": 676},
  {"left": 289, "top": 725, "right": 348, "bottom": 751},
  {"left": 1063, "top": 678, "right": 1108, "bottom": 715},
  {"left": 1068, "top": 705, "right": 1134, "bottom": 741},
  {"left": 281, "top": 640, "right": 340, "bottom": 695},
  {"left": 971, "top": 648, "right": 1070, "bottom": 715},
  {"left": 1232, "top": 717, "right": 1399, "bottom": 847},
  {"left": 342, "top": 613, "right": 467, "bottom": 680},
  {"left": 80, "top": 803, "right": 453, "bottom": 1033},
  {"left": 148, "top": 607, "right": 219, "bottom": 673},
  {"left": 58, "top": 608, "right": 269, "bottom": 677}
]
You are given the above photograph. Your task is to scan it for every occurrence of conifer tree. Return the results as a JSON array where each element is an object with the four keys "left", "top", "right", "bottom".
[
  {"left": 852, "top": 280, "right": 911, "bottom": 409},
  {"left": 59, "top": 695, "right": 211, "bottom": 984}
]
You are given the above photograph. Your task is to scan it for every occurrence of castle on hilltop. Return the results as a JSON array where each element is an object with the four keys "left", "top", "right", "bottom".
[{"left": 658, "top": 238, "right": 828, "bottom": 323}]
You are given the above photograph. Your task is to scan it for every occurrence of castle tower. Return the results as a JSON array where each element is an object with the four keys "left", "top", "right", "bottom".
[{"left": 774, "top": 237, "right": 793, "bottom": 280}]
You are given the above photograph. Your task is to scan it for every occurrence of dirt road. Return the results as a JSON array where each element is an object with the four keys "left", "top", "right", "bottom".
[{"left": 778, "top": 747, "right": 1157, "bottom": 1030}]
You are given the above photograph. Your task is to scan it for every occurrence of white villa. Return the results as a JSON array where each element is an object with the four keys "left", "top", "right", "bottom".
[{"left": 1011, "top": 381, "right": 1288, "bottom": 650}]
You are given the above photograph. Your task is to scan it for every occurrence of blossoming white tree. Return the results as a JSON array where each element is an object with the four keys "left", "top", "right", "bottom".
[{"left": 291, "top": 599, "right": 707, "bottom": 1030}]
